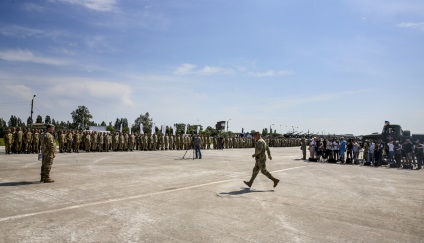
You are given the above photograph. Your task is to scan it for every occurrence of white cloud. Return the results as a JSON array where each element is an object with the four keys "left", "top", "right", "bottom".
[
  {"left": 0, "top": 25, "right": 64, "bottom": 39},
  {"left": 0, "top": 49, "right": 69, "bottom": 66},
  {"left": 174, "top": 63, "right": 291, "bottom": 77},
  {"left": 22, "top": 3, "right": 46, "bottom": 12},
  {"left": 248, "top": 70, "right": 294, "bottom": 77},
  {"left": 48, "top": 79, "right": 134, "bottom": 106},
  {"left": 199, "top": 66, "right": 233, "bottom": 75},
  {"left": 397, "top": 22, "right": 424, "bottom": 31},
  {"left": 175, "top": 63, "right": 196, "bottom": 75},
  {"left": 3, "top": 84, "right": 34, "bottom": 100},
  {"left": 56, "top": 0, "right": 118, "bottom": 12}
]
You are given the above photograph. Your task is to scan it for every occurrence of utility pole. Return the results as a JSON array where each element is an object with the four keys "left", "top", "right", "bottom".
[
  {"left": 30, "top": 95, "right": 36, "bottom": 127},
  {"left": 227, "top": 118, "right": 231, "bottom": 132}
]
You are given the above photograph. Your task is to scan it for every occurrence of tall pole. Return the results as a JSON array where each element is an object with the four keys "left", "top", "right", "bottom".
[
  {"left": 227, "top": 118, "right": 231, "bottom": 132},
  {"left": 30, "top": 95, "right": 36, "bottom": 127}
]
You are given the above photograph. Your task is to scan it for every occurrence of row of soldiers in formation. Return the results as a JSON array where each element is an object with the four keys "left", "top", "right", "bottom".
[
  {"left": 3, "top": 128, "right": 302, "bottom": 154},
  {"left": 57, "top": 131, "right": 302, "bottom": 153},
  {"left": 3, "top": 127, "right": 43, "bottom": 154}
]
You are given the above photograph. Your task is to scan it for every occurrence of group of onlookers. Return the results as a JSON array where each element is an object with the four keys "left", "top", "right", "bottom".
[
  {"left": 304, "top": 137, "right": 423, "bottom": 170},
  {"left": 363, "top": 138, "right": 423, "bottom": 169}
]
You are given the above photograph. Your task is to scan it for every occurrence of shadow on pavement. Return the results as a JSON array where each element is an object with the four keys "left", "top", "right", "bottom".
[
  {"left": 0, "top": 181, "right": 40, "bottom": 187},
  {"left": 219, "top": 188, "right": 274, "bottom": 196}
]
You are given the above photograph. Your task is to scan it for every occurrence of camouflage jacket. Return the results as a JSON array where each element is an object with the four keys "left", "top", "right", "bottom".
[
  {"left": 253, "top": 138, "right": 271, "bottom": 161},
  {"left": 42, "top": 132, "right": 56, "bottom": 157}
]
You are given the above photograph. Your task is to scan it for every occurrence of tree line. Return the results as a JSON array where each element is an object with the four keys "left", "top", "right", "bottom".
[{"left": 0, "top": 106, "right": 220, "bottom": 138}]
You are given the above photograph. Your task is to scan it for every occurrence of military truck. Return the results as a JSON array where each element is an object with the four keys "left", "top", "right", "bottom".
[{"left": 362, "top": 123, "right": 424, "bottom": 143}]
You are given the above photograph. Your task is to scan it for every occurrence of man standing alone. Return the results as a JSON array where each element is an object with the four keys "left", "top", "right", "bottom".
[
  {"left": 194, "top": 134, "right": 202, "bottom": 159},
  {"left": 40, "top": 124, "right": 56, "bottom": 183},
  {"left": 244, "top": 132, "right": 279, "bottom": 188}
]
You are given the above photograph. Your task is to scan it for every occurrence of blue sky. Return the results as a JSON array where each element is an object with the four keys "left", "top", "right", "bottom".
[{"left": 0, "top": 0, "right": 423, "bottom": 135}]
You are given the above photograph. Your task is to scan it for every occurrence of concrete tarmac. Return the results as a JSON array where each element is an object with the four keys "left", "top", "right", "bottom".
[{"left": 0, "top": 147, "right": 423, "bottom": 242}]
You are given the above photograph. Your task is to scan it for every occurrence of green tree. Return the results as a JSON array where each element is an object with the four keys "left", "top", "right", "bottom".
[
  {"left": 8, "top": 115, "right": 18, "bottom": 127},
  {"left": 100, "top": 121, "right": 106, "bottom": 126},
  {"left": 71, "top": 106, "right": 93, "bottom": 130},
  {"left": 27, "top": 116, "right": 33, "bottom": 126},
  {"left": 132, "top": 112, "right": 153, "bottom": 134},
  {"left": 36, "top": 115, "right": 43, "bottom": 123},
  {"left": 45, "top": 115, "right": 51, "bottom": 124}
]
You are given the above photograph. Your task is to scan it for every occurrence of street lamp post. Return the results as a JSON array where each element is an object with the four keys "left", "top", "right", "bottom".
[
  {"left": 30, "top": 95, "right": 36, "bottom": 127},
  {"left": 227, "top": 119, "right": 231, "bottom": 132}
]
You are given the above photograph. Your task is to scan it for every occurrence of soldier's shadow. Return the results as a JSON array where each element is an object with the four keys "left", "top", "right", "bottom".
[
  {"left": 219, "top": 188, "right": 274, "bottom": 196},
  {"left": 0, "top": 181, "right": 40, "bottom": 187}
]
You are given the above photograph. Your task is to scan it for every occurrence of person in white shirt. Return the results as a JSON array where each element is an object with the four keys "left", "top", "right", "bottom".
[
  {"left": 332, "top": 139, "right": 339, "bottom": 161},
  {"left": 387, "top": 140, "right": 395, "bottom": 162},
  {"left": 309, "top": 138, "right": 316, "bottom": 159},
  {"left": 352, "top": 140, "right": 360, "bottom": 160}
]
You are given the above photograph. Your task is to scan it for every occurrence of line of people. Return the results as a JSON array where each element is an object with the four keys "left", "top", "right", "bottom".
[{"left": 301, "top": 137, "right": 423, "bottom": 170}]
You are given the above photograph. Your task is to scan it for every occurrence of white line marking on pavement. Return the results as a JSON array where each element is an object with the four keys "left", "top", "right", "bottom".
[{"left": 0, "top": 165, "right": 306, "bottom": 222}]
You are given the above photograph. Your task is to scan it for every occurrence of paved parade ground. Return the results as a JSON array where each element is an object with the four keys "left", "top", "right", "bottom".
[{"left": 0, "top": 147, "right": 423, "bottom": 243}]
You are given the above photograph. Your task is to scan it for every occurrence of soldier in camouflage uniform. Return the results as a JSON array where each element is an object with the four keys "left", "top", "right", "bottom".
[
  {"left": 58, "top": 131, "right": 65, "bottom": 153},
  {"left": 66, "top": 131, "right": 73, "bottom": 153},
  {"left": 4, "top": 129, "right": 13, "bottom": 154},
  {"left": 97, "top": 132, "right": 104, "bottom": 152},
  {"left": 85, "top": 131, "right": 91, "bottom": 152},
  {"left": 14, "top": 127, "right": 23, "bottom": 154},
  {"left": 73, "top": 131, "right": 80, "bottom": 153},
  {"left": 152, "top": 134, "right": 157, "bottom": 151},
  {"left": 147, "top": 134, "right": 152, "bottom": 151},
  {"left": 40, "top": 124, "right": 56, "bottom": 183},
  {"left": 159, "top": 134, "right": 164, "bottom": 150},
  {"left": 244, "top": 132, "right": 279, "bottom": 188},
  {"left": 23, "top": 128, "right": 32, "bottom": 154},
  {"left": 164, "top": 134, "right": 169, "bottom": 150},
  {"left": 32, "top": 129, "right": 40, "bottom": 153},
  {"left": 169, "top": 135, "right": 174, "bottom": 150},
  {"left": 129, "top": 133, "right": 135, "bottom": 151},
  {"left": 123, "top": 132, "right": 129, "bottom": 151}
]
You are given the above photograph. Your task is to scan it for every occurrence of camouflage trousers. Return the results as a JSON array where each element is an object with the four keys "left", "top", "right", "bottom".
[
  {"left": 250, "top": 159, "right": 274, "bottom": 181},
  {"left": 5, "top": 142, "right": 11, "bottom": 154},
  {"left": 40, "top": 155, "right": 54, "bottom": 179}
]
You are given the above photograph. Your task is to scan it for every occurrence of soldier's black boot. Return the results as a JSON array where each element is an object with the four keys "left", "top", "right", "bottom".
[
  {"left": 243, "top": 180, "right": 253, "bottom": 188},
  {"left": 272, "top": 178, "right": 280, "bottom": 188}
]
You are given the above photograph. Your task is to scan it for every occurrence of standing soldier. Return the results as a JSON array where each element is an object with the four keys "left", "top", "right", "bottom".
[
  {"left": 66, "top": 131, "right": 73, "bottom": 153},
  {"left": 129, "top": 133, "right": 135, "bottom": 151},
  {"left": 15, "top": 127, "right": 23, "bottom": 154},
  {"left": 103, "top": 133, "right": 109, "bottom": 152},
  {"left": 22, "top": 128, "right": 32, "bottom": 154},
  {"left": 206, "top": 135, "right": 211, "bottom": 149},
  {"left": 32, "top": 129, "right": 40, "bottom": 154},
  {"left": 159, "top": 134, "right": 164, "bottom": 150},
  {"left": 300, "top": 138, "right": 307, "bottom": 160},
  {"left": 91, "top": 131, "right": 97, "bottom": 152},
  {"left": 123, "top": 132, "right": 129, "bottom": 151},
  {"left": 147, "top": 134, "right": 152, "bottom": 151},
  {"left": 164, "top": 134, "right": 169, "bottom": 150},
  {"left": 175, "top": 135, "right": 180, "bottom": 150},
  {"left": 85, "top": 131, "right": 91, "bottom": 152},
  {"left": 170, "top": 134, "right": 175, "bottom": 150},
  {"left": 243, "top": 131, "right": 280, "bottom": 188},
  {"left": 152, "top": 134, "right": 157, "bottom": 151},
  {"left": 98, "top": 132, "right": 104, "bottom": 152},
  {"left": 40, "top": 124, "right": 56, "bottom": 183},
  {"left": 4, "top": 129, "right": 13, "bottom": 154},
  {"left": 73, "top": 131, "right": 79, "bottom": 153},
  {"left": 118, "top": 132, "right": 123, "bottom": 151},
  {"left": 58, "top": 131, "right": 65, "bottom": 153}
]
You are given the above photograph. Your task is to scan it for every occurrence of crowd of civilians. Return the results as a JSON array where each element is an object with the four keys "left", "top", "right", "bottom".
[{"left": 307, "top": 137, "right": 423, "bottom": 170}]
